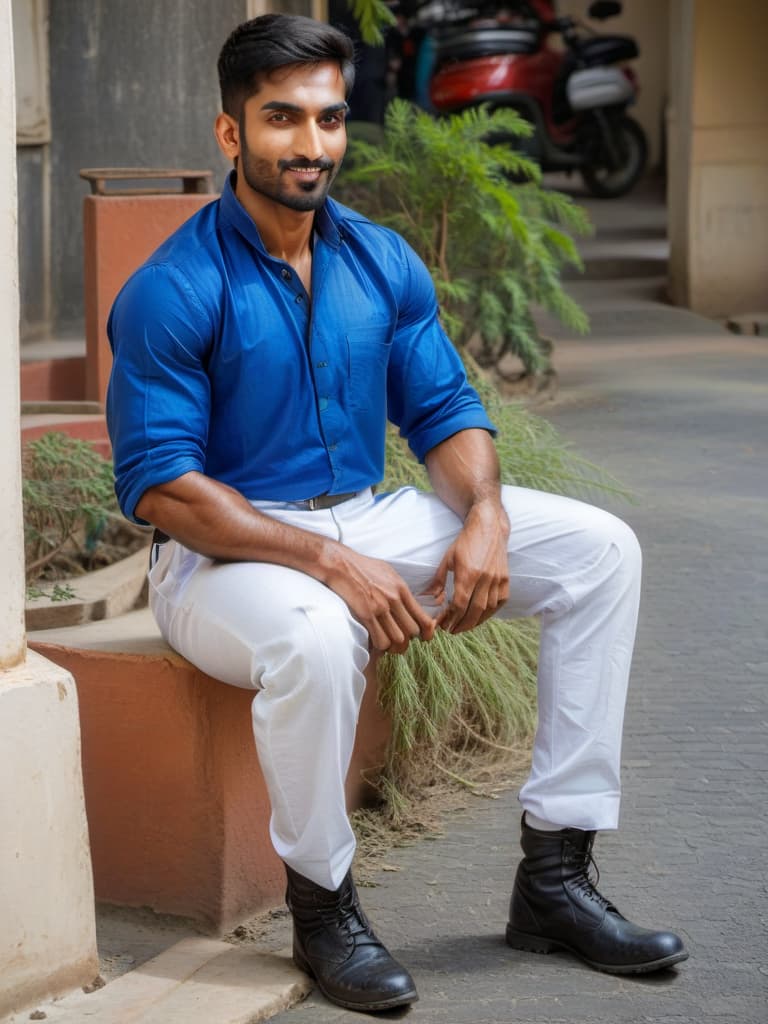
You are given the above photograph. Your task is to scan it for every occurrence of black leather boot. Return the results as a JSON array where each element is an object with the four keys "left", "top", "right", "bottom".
[
  {"left": 285, "top": 865, "right": 418, "bottom": 1012},
  {"left": 506, "top": 817, "right": 688, "bottom": 974}
]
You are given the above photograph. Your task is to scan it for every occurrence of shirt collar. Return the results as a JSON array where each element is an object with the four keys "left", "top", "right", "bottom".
[{"left": 219, "top": 171, "right": 343, "bottom": 254}]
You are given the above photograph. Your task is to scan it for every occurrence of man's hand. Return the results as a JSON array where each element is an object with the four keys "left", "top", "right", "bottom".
[
  {"left": 423, "top": 429, "right": 511, "bottom": 635},
  {"left": 320, "top": 547, "right": 437, "bottom": 654},
  {"left": 138, "top": 473, "right": 436, "bottom": 655},
  {"left": 422, "top": 501, "right": 510, "bottom": 634}
]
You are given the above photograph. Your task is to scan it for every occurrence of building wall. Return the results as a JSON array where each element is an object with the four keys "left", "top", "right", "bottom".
[
  {"left": 47, "top": 0, "right": 248, "bottom": 333},
  {"left": 668, "top": 0, "right": 768, "bottom": 316},
  {"left": 13, "top": 0, "right": 324, "bottom": 338},
  {"left": 564, "top": 0, "right": 670, "bottom": 170}
]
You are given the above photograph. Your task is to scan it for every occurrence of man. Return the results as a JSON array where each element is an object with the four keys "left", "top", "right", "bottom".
[{"left": 107, "top": 13, "right": 687, "bottom": 1014}]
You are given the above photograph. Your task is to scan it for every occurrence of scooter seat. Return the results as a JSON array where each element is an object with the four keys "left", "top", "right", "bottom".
[
  {"left": 575, "top": 34, "right": 639, "bottom": 66},
  {"left": 434, "top": 24, "right": 540, "bottom": 65}
]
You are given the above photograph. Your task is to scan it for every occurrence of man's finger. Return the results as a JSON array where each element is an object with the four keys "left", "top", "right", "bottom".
[
  {"left": 391, "top": 604, "right": 428, "bottom": 645},
  {"left": 451, "top": 580, "right": 491, "bottom": 634},
  {"left": 377, "top": 611, "right": 411, "bottom": 654},
  {"left": 421, "top": 554, "right": 450, "bottom": 600},
  {"left": 399, "top": 588, "right": 438, "bottom": 641}
]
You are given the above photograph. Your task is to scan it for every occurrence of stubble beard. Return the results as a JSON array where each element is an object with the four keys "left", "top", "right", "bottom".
[{"left": 239, "top": 133, "right": 339, "bottom": 214}]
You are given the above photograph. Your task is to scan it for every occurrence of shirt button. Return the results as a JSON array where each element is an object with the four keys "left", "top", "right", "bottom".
[
  {"left": 318, "top": 397, "right": 328, "bottom": 411},
  {"left": 316, "top": 360, "right": 328, "bottom": 368},
  {"left": 328, "top": 443, "right": 338, "bottom": 451},
  {"left": 280, "top": 268, "right": 291, "bottom": 281},
  {"left": 295, "top": 294, "right": 303, "bottom": 303}
]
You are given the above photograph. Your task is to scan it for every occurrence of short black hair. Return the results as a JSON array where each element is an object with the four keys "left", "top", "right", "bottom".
[{"left": 218, "top": 14, "right": 356, "bottom": 118}]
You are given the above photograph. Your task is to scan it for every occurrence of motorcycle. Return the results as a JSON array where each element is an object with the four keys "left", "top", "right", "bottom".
[{"left": 420, "top": 0, "right": 648, "bottom": 198}]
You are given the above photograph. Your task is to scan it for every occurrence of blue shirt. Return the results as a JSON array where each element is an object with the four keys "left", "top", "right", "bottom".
[{"left": 107, "top": 174, "right": 495, "bottom": 523}]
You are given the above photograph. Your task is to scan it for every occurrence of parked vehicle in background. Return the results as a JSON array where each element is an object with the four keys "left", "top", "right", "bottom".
[{"left": 420, "top": 0, "right": 648, "bottom": 197}]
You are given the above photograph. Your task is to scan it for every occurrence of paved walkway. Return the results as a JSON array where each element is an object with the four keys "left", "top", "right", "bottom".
[{"left": 260, "top": 181, "right": 768, "bottom": 1023}]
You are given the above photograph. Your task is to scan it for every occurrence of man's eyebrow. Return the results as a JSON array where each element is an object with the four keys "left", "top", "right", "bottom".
[{"left": 260, "top": 101, "right": 349, "bottom": 115}]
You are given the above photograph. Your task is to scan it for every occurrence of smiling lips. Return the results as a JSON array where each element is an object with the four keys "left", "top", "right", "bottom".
[
  {"left": 285, "top": 165, "right": 328, "bottom": 190},
  {"left": 281, "top": 158, "right": 333, "bottom": 176}
]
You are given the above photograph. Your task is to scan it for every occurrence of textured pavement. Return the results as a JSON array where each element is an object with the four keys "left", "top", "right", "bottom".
[{"left": 263, "top": 183, "right": 768, "bottom": 1023}]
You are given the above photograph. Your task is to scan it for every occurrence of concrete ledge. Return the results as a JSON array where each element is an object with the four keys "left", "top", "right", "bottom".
[
  {"left": 21, "top": 410, "right": 111, "bottom": 460},
  {"left": 29, "top": 610, "right": 391, "bottom": 933},
  {"left": 25, "top": 547, "right": 151, "bottom": 630},
  {"left": 3, "top": 939, "right": 310, "bottom": 1024}
]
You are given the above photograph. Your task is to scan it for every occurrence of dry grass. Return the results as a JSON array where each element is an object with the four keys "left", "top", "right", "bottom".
[{"left": 351, "top": 745, "right": 532, "bottom": 884}]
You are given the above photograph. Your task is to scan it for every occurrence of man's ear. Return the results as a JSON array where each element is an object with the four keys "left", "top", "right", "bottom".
[{"left": 214, "top": 112, "right": 240, "bottom": 162}]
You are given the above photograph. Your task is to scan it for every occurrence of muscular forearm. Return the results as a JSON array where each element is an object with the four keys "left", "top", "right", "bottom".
[
  {"left": 135, "top": 471, "right": 437, "bottom": 651},
  {"left": 136, "top": 471, "right": 338, "bottom": 580},
  {"left": 425, "top": 428, "right": 507, "bottom": 526}
]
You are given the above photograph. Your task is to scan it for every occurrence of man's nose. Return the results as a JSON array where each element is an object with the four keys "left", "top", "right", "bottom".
[{"left": 295, "top": 120, "right": 324, "bottom": 162}]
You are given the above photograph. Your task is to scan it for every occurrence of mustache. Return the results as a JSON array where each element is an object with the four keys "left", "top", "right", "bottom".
[{"left": 278, "top": 158, "right": 335, "bottom": 172}]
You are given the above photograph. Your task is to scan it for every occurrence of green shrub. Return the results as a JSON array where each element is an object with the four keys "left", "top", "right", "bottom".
[
  {"left": 345, "top": 0, "right": 395, "bottom": 43},
  {"left": 339, "top": 100, "right": 591, "bottom": 376},
  {"left": 22, "top": 432, "right": 119, "bottom": 582}
]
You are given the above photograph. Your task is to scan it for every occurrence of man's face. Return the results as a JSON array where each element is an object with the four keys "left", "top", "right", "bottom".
[{"left": 235, "top": 62, "right": 348, "bottom": 213}]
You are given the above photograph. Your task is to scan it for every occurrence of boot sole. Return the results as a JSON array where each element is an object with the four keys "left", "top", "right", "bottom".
[
  {"left": 292, "top": 947, "right": 419, "bottom": 1013},
  {"left": 505, "top": 925, "right": 689, "bottom": 975}
]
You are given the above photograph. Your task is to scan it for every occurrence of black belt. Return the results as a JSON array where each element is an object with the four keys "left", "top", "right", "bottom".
[
  {"left": 289, "top": 491, "right": 359, "bottom": 511},
  {"left": 150, "top": 491, "right": 358, "bottom": 547}
]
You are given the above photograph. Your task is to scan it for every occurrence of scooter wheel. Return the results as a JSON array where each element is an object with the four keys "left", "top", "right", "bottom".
[{"left": 581, "top": 114, "right": 648, "bottom": 199}]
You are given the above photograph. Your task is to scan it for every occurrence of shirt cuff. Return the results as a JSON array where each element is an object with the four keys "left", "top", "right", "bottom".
[{"left": 409, "top": 414, "right": 498, "bottom": 464}]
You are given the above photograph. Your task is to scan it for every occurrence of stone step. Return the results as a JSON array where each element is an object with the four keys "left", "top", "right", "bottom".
[
  {"left": 5, "top": 939, "right": 310, "bottom": 1024},
  {"left": 25, "top": 546, "right": 150, "bottom": 631}
]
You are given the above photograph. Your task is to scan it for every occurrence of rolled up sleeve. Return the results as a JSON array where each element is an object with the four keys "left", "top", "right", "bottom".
[{"left": 106, "top": 264, "right": 212, "bottom": 523}]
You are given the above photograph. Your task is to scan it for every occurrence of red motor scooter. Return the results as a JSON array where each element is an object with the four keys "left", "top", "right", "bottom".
[{"left": 425, "top": 0, "right": 648, "bottom": 197}]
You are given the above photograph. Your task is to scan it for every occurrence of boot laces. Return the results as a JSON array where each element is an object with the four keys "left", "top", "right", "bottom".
[
  {"left": 318, "top": 884, "right": 375, "bottom": 942},
  {"left": 569, "top": 845, "right": 616, "bottom": 911}
]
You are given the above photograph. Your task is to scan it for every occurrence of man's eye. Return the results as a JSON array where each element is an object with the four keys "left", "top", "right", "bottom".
[
  {"left": 321, "top": 114, "right": 344, "bottom": 127},
  {"left": 268, "top": 112, "right": 289, "bottom": 123}
]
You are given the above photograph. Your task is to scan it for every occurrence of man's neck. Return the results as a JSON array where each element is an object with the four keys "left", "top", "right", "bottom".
[{"left": 235, "top": 177, "right": 316, "bottom": 265}]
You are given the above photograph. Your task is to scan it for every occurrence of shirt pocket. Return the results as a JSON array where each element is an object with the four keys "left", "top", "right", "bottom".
[{"left": 346, "top": 323, "right": 392, "bottom": 411}]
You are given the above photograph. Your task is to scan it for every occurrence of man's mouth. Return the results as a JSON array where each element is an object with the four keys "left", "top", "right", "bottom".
[
  {"left": 280, "top": 159, "right": 333, "bottom": 178},
  {"left": 282, "top": 162, "right": 334, "bottom": 192}
]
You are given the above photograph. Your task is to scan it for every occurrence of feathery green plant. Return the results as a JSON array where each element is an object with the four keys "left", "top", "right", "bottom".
[
  {"left": 339, "top": 100, "right": 591, "bottom": 375},
  {"left": 23, "top": 432, "right": 119, "bottom": 581},
  {"left": 376, "top": 618, "right": 540, "bottom": 812},
  {"left": 345, "top": 0, "right": 395, "bottom": 44}
]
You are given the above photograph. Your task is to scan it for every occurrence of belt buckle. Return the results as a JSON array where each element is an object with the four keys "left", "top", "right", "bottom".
[{"left": 307, "top": 496, "right": 319, "bottom": 511}]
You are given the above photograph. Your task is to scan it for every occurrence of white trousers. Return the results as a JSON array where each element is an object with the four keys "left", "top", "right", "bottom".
[{"left": 148, "top": 486, "right": 641, "bottom": 890}]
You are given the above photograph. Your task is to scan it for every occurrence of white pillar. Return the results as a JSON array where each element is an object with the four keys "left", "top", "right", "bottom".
[
  {"left": 0, "top": 0, "right": 26, "bottom": 670},
  {"left": 667, "top": 0, "right": 768, "bottom": 315},
  {"left": 1, "top": 6, "right": 98, "bottom": 1014}
]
